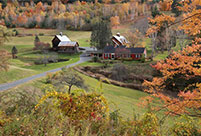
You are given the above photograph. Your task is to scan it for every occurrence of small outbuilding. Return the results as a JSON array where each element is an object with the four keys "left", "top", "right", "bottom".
[{"left": 52, "top": 32, "right": 79, "bottom": 54}]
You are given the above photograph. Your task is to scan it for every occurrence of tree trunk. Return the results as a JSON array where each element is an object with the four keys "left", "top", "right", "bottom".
[{"left": 68, "top": 85, "right": 72, "bottom": 94}]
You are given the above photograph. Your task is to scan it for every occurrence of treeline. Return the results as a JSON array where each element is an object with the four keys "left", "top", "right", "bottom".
[{"left": 0, "top": 0, "right": 150, "bottom": 30}]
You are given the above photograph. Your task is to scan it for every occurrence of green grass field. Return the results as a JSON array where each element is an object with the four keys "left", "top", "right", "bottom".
[{"left": 80, "top": 73, "right": 149, "bottom": 117}]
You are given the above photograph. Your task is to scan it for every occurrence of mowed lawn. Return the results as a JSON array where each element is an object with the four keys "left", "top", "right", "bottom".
[{"left": 79, "top": 73, "right": 160, "bottom": 118}]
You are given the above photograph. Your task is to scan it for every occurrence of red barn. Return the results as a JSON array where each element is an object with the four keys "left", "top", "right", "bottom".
[{"left": 102, "top": 45, "right": 146, "bottom": 60}]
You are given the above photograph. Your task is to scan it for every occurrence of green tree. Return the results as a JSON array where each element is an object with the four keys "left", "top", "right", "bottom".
[
  {"left": 52, "top": 68, "right": 87, "bottom": 94},
  {"left": 90, "top": 19, "right": 112, "bottom": 49},
  {"left": 171, "top": 0, "right": 182, "bottom": 16},
  {"left": 11, "top": 46, "right": 18, "bottom": 59},
  {"left": 0, "top": 0, "right": 7, "bottom": 9},
  {"left": 0, "top": 25, "right": 11, "bottom": 71},
  {"left": 151, "top": 5, "right": 161, "bottom": 18},
  {"left": 34, "top": 34, "right": 40, "bottom": 46}
]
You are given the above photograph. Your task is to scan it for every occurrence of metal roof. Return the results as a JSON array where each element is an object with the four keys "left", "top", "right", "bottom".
[
  {"left": 113, "top": 35, "right": 129, "bottom": 45},
  {"left": 128, "top": 47, "right": 145, "bottom": 54},
  {"left": 58, "top": 41, "right": 78, "bottom": 47},
  {"left": 56, "top": 35, "right": 71, "bottom": 42},
  {"left": 103, "top": 45, "right": 145, "bottom": 54},
  {"left": 103, "top": 45, "right": 116, "bottom": 53}
]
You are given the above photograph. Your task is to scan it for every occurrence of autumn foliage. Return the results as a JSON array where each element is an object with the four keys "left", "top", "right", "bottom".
[
  {"left": 35, "top": 90, "right": 109, "bottom": 122},
  {"left": 143, "top": 40, "right": 201, "bottom": 117},
  {"left": 143, "top": 0, "right": 201, "bottom": 118},
  {"left": 146, "top": 14, "right": 175, "bottom": 36},
  {"left": 0, "top": 1, "right": 149, "bottom": 30}
]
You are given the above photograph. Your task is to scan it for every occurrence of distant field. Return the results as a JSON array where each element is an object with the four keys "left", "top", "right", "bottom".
[{"left": 7, "top": 28, "right": 91, "bottom": 47}]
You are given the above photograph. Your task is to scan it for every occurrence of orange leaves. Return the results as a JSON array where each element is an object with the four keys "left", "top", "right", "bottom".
[
  {"left": 146, "top": 14, "right": 175, "bottom": 35},
  {"left": 159, "top": 0, "right": 172, "bottom": 11},
  {"left": 110, "top": 16, "right": 120, "bottom": 27},
  {"left": 143, "top": 42, "right": 201, "bottom": 117},
  {"left": 178, "top": 0, "right": 201, "bottom": 36},
  {"left": 17, "top": 14, "right": 28, "bottom": 25}
]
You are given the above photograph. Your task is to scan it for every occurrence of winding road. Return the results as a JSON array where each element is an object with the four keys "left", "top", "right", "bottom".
[{"left": 0, "top": 55, "right": 91, "bottom": 92}]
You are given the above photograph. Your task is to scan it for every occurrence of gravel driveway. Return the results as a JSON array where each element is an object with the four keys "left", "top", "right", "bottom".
[{"left": 0, "top": 55, "right": 91, "bottom": 92}]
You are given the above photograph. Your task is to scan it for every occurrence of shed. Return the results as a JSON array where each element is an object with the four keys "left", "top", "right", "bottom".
[{"left": 52, "top": 33, "right": 79, "bottom": 54}]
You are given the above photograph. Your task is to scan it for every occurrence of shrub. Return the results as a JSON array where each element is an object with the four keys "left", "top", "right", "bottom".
[
  {"left": 133, "top": 112, "right": 160, "bottom": 136},
  {"left": 27, "top": 20, "right": 37, "bottom": 28},
  {"left": 140, "top": 54, "right": 145, "bottom": 63},
  {"left": 0, "top": 110, "right": 10, "bottom": 127},
  {"left": 169, "top": 115, "right": 201, "bottom": 136},
  {"left": 111, "top": 64, "right": 129, "bottom": 81},
  {"left": 92, "top": 56, "right": 99, "bottom": 62},
  {"left": 4, "top": 19, "right": 11, "bottom": 28},
  {"left": 35, "top": 90, "right": 109, "bottom": 122},
  {"left": 33, "top": 42, "right": 50, "bottom": 51},
  {"left": 39, "top": 33, "right": 44, "bottom": 36},
  {"left": 12, "top": 29, "right": 19, "bottom": 36}
]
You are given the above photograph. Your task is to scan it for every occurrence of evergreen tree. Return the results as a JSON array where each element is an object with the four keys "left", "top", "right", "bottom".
[
  {"left": 34, "top": 35, "right": 40, "bottom": 46},
  {"left": 0, "top": 0, "right": 7, "bottom": 9},
  {"left": 11, "top": 46, "right": 18, "bottom": 59},
  {"left": 151, "top": 5, "right": 161, "bottom": 18},
  {"left": 171, "top": 0, "right": 182, "bottom": 17},
  {"left": 90, "top": 20, "right": 112, "bottom": 49}
]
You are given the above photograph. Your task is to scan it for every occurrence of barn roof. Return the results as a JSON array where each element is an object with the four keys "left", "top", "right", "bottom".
[
  {"left": 128, "top": 47, "right": 145, "bottom": 54},
  {"left": 112, "top": 33, "right": 129, "bottom": 45},
  {"left": 103, "top": 45, "right": 145, "bottom": 54},
  {"left": 58, "top": 41, "right": 78, "bottom": 47},
  {"left": 56, "top": 35, "right": 71, "bottom": 42},
  {"left": 103, "top": 45, "right": 115, "bottom": 53}
]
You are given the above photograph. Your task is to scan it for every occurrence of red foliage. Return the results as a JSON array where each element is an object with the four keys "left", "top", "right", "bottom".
[{"left": 34, "top": 42, "right": 50, "bottom": 51}]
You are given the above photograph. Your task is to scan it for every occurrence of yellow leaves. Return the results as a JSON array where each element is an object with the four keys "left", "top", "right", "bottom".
[
  {"left": 0, "top": 110, "right": 10, "bottom": 127},
  {"left": 122, "top": 3, "right": 129, "bottom": 14},
  {"left": 60, "top": 4, "right": 66, "bottom": 13},
  {"left": 35, "top": 87, "right": 109, "bottom": 122}
]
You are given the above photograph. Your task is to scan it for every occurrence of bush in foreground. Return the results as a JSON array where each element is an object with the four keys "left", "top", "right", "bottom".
[{"left": 1, "top": 87, "right": 200, "bottom": 135}]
